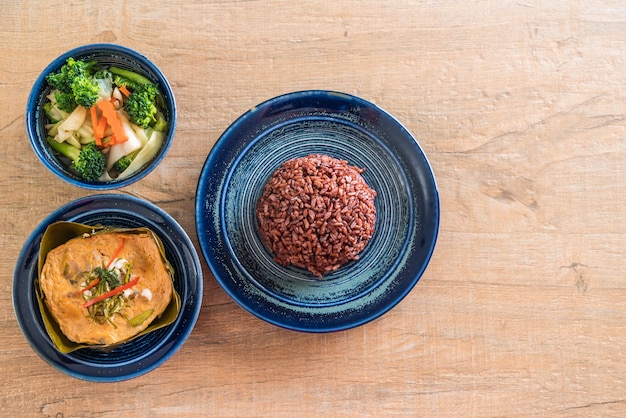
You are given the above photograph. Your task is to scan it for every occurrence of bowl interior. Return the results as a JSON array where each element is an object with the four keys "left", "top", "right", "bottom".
[
  {"left": 223, "top": 118, "right": 413, "bottom": 305},
  {"left": 26, "top": 44, "right": 176, "bottom": 190}
]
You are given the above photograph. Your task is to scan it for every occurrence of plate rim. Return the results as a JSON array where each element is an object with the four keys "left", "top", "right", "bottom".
[
  {"left": 12, "top": 193, "right": 203, "bottom": 382},
  {"left": 195, "top": 89, "right": 439, "bottom": 332}
]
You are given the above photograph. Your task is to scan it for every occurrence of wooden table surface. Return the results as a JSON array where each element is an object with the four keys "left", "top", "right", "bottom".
[{"left": 3, "top": 1, "right": 626, "bottom": 416}]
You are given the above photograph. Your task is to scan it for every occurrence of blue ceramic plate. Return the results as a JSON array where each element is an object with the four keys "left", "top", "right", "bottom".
[
  {"left": 12, "top": 194, "right": 202, "bottom": 381},
  {"left": 196, "top": 90, "right": 439, "bottom": 332}
]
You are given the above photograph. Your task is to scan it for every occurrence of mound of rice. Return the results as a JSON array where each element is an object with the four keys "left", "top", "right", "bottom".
[{"left": 256, "top": 154, "right": 377, "bottom": 277}]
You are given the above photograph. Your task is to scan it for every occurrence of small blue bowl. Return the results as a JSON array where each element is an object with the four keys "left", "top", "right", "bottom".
[
  {"left": 196, "top": 90, "right": 440, "bottom": 332},
  {"left": 12, "top": 194, "right": 203, "bottom": 381},
  {"left": 25, "top": 44, "right": 177, "bottom": 190}
]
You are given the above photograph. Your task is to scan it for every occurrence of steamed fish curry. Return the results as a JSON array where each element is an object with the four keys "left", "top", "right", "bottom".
[{"left": 40, "top": 231, "right": 173, "bottom": 345}]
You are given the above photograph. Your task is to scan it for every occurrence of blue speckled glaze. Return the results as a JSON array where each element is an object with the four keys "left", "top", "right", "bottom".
[
  {"left": 12, "top": 194, "right": 202, "bottom": 381},
  {"left": 196, "top": 90, "right": 439, "bottom": 332},
  {"left": 25, "top": 44, "right": 177, "bottom": 190}
]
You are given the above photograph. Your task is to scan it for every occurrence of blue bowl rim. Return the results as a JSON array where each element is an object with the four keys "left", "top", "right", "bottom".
[{"left": 25, "top": 43, "right": 177, "bottom": 190}]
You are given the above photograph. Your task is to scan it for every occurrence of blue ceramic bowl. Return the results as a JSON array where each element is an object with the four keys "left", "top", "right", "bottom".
[
  {"left": 25, "top": 44, "right": 177, "bottom": 190},
  {"left": 196, "top": 90, "right": 439, "bottom": 332},
  {"left": 12, "top": 194, "right": 202, "bottom": 382}
]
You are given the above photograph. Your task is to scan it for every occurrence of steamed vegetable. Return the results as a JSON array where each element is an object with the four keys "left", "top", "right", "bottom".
[
  {"left": 45, "top": 57, "right": 99, "bottom": 111},
  {"left": 43, "top": 57, "right": 168, "bottom": 181},
  {"left": 124, "top": 83, "right": 159, "bottom": 128},
  {"left": 46, "top": 138, "right": 106, "bottom": 181},
  {"left": 105, "top": 112, "right": 142, "bottom": 170},
  {"left": 82, "top": 276, "right": 140, "bottom": 309}
]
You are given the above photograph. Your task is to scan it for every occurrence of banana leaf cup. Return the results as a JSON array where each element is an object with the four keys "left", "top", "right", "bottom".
[{"left": 36, "top": 221, "right": 181, "bottom": 353}]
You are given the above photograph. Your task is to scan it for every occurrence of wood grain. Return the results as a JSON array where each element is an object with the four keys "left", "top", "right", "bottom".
[{"left": 2, "top": 1, "right": 626, "bottom": 416}]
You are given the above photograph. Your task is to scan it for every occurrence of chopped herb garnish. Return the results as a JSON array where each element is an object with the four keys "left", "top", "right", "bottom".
[
  {"left": 81, "top": 259, "right": 138, "bottom": 325},
  {"left": 93, "top": 266, "right": 121, "bottom": 288}
]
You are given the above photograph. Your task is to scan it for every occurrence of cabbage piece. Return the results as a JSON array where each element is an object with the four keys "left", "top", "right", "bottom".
[
  {"left": 97, "top": 169, "right": 114, "bottom": 183},
  {"left": 105, "top": 112, "right": 143, "bottom": 170},
  {"left": 45, "top": 121, "right": 62, "bottom": 137},
  {"left": 65, "top": 134, "right": 82, "bottom": 149},
  {"left": 46, "top": 91, "right": 70, "bottom": 121},
  {"left": 76, "top": 119, "right": 94, "bottom": 144},
  {"left": 131, "top": 123, "right": 149, "bottom": 145},
  {"left": 117, "top": 130, "right": 164, "bottom": 180},
  {"left": 55, "top": 105, "right": 87, "bottom": 142},
  {"left": 95, "top": 78, "right": 113, "bottom": 102}
]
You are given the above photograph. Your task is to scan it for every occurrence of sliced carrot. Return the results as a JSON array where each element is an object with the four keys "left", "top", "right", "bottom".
[
  {"left": 119, "top": 85, "right": 131, "bottom": 97},
  {"left": 97, "top": 100, "right": 128, "bottom": 145},
  {"left": 106, "top": 238, "right": 125, "bottom": 269},
  {"left": 90, "top": 106, "right": 99, "bottom": 142},
  {"left": 82, "top": 276, "right": 140, "bottom": 308},
  {"left": 94, "top": 115, "right": 107, "bottom": 145},
  {"left": 77, "top": 277, "right": 101, "bottom": 295},
  {"left": 90, "top": 106, "right": 98, "bottom": 128},
  {"left": 90, "top": 105, "right": 101, "bottom": 145}
]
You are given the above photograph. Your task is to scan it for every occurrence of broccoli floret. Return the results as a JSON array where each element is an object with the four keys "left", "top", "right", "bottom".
[
  {"left": 53, "top": 91, "right": 78, "bottom": 113},
  {"left": 45, "top": 57, "right": 100, "bottom": 110},
  {"left": 93, "top": 69, "right": 113, "bottom": 80},
  {"left": 113, "top": 155, "right": 133, "bottom": 173},
  {"left": 46, "top": 138, "right": 105, "bottom": 181},
  {"left": 124, "top": 83, "right": 159, "bottom": 128},
  {"left": 71, "top": 76, "right": 100, "bottom": 108},
  {"left": 111, "top": 149, "right": 141, "bottom": 178},
  {"left": 46, "top": 57, "right": 84, "bottom": 93}
]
